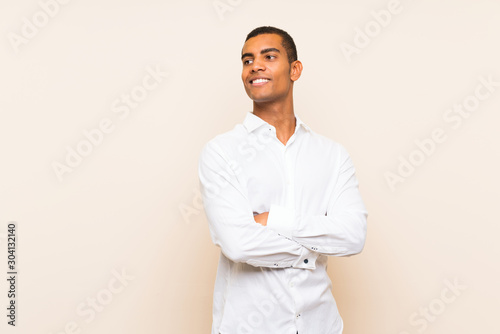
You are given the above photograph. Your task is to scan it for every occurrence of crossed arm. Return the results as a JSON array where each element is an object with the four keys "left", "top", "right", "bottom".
[
  {"left": 198, "top": 141, "right": 367, "bottom": 270},
  {"left": 253, "top": 212, "right": 269, "bottom": 226}
]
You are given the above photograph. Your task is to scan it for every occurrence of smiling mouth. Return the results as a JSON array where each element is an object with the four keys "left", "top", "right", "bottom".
[{"left": 250, "top": 78, "right": 270, "bottom": 85}]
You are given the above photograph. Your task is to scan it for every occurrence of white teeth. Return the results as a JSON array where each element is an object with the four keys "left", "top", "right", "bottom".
[{"left": 252, "top": 78, "right": 270, "bottom": 84}]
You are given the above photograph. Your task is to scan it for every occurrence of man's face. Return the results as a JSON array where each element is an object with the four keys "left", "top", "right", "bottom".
[{"left": 241, "top": 33, "right": 294, "bottom": 103}]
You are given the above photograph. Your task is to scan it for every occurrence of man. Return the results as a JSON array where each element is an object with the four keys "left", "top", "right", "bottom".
[{"left": 198, "top": 26, "right": 367, "bottom": 334}]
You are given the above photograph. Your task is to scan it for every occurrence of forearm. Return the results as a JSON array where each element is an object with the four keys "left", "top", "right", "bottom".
[
  {"left": 199, "top": 141, "right": 318, "bottom": 269},
  {"left": 207, "top": 210, "right": 318, "bottom": 268},
  {"left": 267, "top": 205, "right": 367, "bottom": 256},
  {"left": 266, "top": 147, "right": 368, "bottom": 256}
]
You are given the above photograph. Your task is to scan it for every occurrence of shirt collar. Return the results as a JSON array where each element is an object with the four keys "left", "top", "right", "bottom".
[{"left": 243, "top": 111, "right": 311, "bottom": 134}]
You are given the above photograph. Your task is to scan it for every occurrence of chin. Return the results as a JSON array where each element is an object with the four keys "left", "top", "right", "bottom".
[
  {"left": 251, "top": 98, "right": 272, "bottom": 103},
  {"left": 248, "top": 93, "right": 273, "bottom": 102}
]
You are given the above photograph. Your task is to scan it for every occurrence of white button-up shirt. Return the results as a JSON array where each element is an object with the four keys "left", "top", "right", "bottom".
[{"left": 198, "top": 111, "right": 368, "bottom": 334}]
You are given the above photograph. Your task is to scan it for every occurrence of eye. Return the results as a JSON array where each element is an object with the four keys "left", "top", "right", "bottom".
[
  {"left": 243, "top": 59, "right": 253, "bottom": 65},
  {"left": 266, "top": 55, "right": 276, "bottom": 60}
]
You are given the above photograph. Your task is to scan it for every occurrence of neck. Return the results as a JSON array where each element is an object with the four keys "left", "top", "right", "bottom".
[{"left": 252, "top": 97, "right": 296, "bottom": 146}]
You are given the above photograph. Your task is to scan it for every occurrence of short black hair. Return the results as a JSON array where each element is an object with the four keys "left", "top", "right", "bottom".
[{"left": 245, "top": 26, "right": 298, "bottom": 64}]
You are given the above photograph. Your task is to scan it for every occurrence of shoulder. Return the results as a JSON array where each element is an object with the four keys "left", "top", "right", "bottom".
[
  {"left": 199, "top": 123, "right": 247, "bottom": 163},
  {"left": 305, "top": 128, "right": 350, "bottom": 158}
]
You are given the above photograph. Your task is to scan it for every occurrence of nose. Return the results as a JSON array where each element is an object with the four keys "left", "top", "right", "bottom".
[{"left": 251, "top": 58, "right": 265, "bottom": 72}]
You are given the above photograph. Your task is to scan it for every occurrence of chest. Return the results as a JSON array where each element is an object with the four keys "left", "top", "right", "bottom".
[{"left": 237, "top": 140, "right": 336, "bottom": 213}]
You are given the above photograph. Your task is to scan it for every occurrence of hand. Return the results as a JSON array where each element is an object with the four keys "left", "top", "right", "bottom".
[{"left": 253, "top": 212, "right": 269, "bottom": 226}]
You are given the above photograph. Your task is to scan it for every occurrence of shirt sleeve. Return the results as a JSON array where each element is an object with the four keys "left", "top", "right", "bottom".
[
  {"left": 198, "top": 140, "right": 318, "bottom": 269},
  {"left": 266, "top": 145, "right": 368, "bottom": 256}
]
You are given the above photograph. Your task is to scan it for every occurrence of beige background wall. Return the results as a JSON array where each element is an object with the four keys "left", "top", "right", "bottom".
[{"left": 1, "top": 0, "right": 499, "bottom": 333}]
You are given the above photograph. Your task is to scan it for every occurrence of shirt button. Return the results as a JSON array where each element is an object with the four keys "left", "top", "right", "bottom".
[
  {"left": 289, "top": 281, "right": 295, "bottom": 288},
  {"left": 304, "top": 259, "right": 308, "bottom": 264}
]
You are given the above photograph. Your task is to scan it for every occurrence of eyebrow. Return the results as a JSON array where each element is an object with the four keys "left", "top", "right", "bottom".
[{"left": 241, "top": 47, "right": 281, "bottom": 60}]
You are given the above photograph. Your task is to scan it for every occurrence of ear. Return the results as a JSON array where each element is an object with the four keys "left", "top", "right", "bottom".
[{"left": 290, "top": 60, "right": 303, "bottom": 82}]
